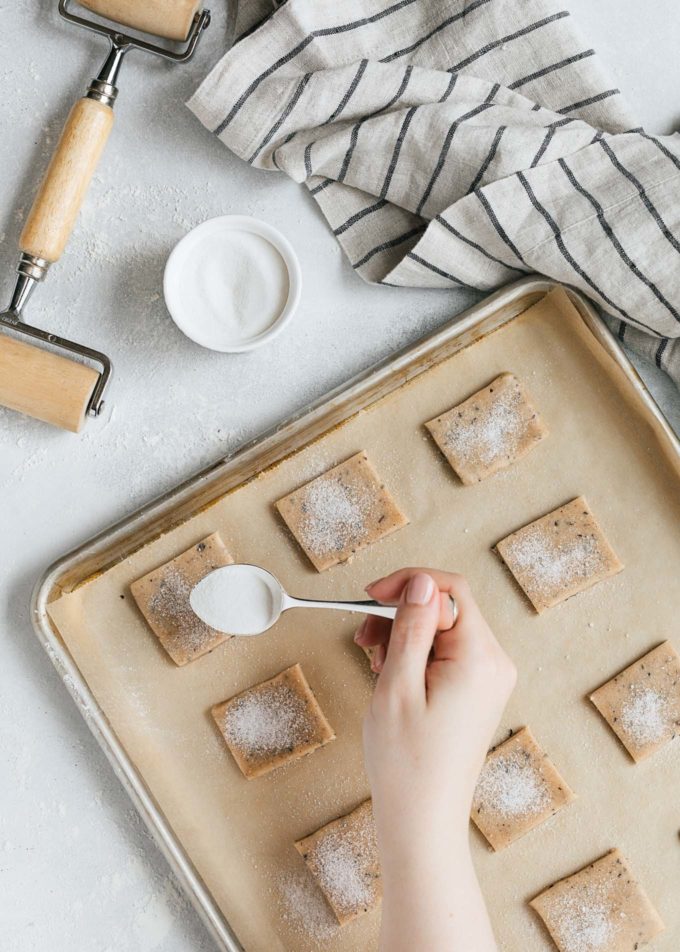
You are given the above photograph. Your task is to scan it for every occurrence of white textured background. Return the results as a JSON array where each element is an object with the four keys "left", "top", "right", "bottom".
[{"left": 1, "top": 2, "right": 679, "bottom": 949}]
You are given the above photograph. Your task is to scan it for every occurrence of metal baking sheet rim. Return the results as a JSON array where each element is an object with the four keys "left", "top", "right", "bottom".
[{"left": 29, "top": 277, "right": 680, "bottom": 952}]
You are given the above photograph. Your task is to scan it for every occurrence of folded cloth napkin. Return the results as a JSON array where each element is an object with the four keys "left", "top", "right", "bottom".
[{"left": 188, "top": 0, "right": 680, "bottom": 385}]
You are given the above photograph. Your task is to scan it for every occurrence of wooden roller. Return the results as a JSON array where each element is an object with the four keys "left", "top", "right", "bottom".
[
  {"left": 0, "top": 335, "right": 100, "bottom": 432},
  {"left": 78, "top": 0, "right": 203, "bottom": 41},
  {"left": 20, "top": 98, "right": 114, "bottom": 264}
]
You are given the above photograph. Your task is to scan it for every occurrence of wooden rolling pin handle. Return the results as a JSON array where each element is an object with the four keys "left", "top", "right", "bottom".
[{"left": 19, "top": 97, "right": 114, "bottom": 265}]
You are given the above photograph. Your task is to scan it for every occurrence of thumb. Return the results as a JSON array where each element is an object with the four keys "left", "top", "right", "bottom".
[{"left": 379, "top": 573, "right": 440, "bottom": 701}]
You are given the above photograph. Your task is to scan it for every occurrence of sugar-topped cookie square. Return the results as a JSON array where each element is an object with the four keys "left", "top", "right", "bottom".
[
  {"left": 212, "top": 663, "right": 335, "bottom": 779},
  {"left": 472, "top": 727, "right": 575, "bottom": 851},
  {"left": 295, "top": 799, "right": 381, "bottom": 926},
  {"left": 590, "top": 641, "right": 680, "bottom": 762},
  {"left": 495, "top": 496, "right": 623, "bottom": 613},
  {"left": 530, "top": 849, "right": 664, "bottom": 952},
  {"left": 275, "top": 451, "right": 408, "bottom": 572},
  {"left": 130, "top": 532, "right": 234, "bottom": 666},
  {"left": 425, "top": 373, "right": 547, "bottom": 484}
]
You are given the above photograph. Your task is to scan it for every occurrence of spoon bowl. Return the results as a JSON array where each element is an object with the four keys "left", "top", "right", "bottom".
[{"left": 190, "top": 563, "right": 407, "bottom": 636}]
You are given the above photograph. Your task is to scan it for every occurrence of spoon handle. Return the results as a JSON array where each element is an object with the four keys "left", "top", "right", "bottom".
[{"left": 288, "top": 596, "right": 397, "bottom": 620}]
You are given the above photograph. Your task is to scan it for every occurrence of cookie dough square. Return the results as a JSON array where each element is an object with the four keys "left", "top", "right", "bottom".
[
  {"left": 472, "top": 727, "right": 575, "bottom": 851},
  {"left": 495, "top": 496, "right": 623, "bottom": 613},
  {"left": 212, "top": 663, "right": 335, "bottom": 779},
  {"left": 590, "top": 641, "right": 680, "bottom": 762},
  {"left": 425, "top": 372, "right": 547, "bottom": 484},
  {"left": 295, "top": 799, "right": 381, "bottom": 925},
  {"left": 530, "top": 849, "right": 665, "bottom": 952},
  {"left": 275, "top": 451, "right": 408, "bottom": 572},
  {"left": 130, "top": 532, "right": 234, "bottom": 666}
]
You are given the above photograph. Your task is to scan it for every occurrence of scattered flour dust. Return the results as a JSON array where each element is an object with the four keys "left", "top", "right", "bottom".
[
  {"left": 504, "top": 530, "right": 603, "bottom": 596},
  {"left": 298, "top": 477, "right": 369, "bottom": 556},
  {"left": 475, "top": 751, "right": 549, "bottom": 818},
  {"left": 620, "top": 686, "right": 668, "bottom": 746},
  {"left": 445, "top": 384, "right": 525, "bottom": 465},
  {"left": 224, "top": 684, "right": 314, "bottom": 756},
  {"left": 549, "top": 891, "right": 616, "bottom": 952}
]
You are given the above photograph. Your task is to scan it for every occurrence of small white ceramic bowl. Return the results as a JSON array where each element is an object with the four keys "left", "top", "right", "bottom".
[{"left": 164, "top": 215, "right": 302, "bottom": 353}]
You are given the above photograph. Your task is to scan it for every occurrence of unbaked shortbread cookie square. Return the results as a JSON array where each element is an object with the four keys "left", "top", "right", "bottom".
[
  {"left": 472, "top": 727, "right": 576, "bottom": 851},
  {"left": 590, "top": 641, "right": 680, "bottom": 762},
  {"left": 130, "top": 532, "right": 234, "bottom": 666},
  {"left": 275, "top": 451, "right": 408, "bottom": 572},
  {"left": 295, "top": 799, "right": 381, "bottom": 925},
  {"left": 425, "top": 372, "right": 547, "bottom": 484},
  {"left": 495, "top": 496, "right": 623, "bottom": 613},
  {"left": 212, "top": 664, "right": 335, "bottom": 779},
  {"left": 530, "top": 849, "right": 665, "bottom": 952}
]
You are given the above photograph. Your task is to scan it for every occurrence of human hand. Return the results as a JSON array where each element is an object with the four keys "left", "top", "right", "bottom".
[{"left": 357, "top": 568, "right": 516, "bottom": 841}]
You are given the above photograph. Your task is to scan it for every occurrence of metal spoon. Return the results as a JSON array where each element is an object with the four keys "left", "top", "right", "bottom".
[{"left": 190, "top": 563, "right": 458, "bottom": 636}]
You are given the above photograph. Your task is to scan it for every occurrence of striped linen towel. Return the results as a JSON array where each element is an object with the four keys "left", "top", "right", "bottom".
[{"left": 188, "top": 0, "right": 680, "bottom": 385}]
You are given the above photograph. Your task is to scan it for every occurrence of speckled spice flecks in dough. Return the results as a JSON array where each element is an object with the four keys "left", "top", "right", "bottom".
[
  {"left": 425, "top": 372, "right": 548, "bottom": 484},
  {"left": 495, "top": 496, "right": 623, "bottom": 613},
  {"left": 530, "top": 849, "right": 664, "bottom": 952},
  {"left": 590, "top": 641, "right": 680, "bottom": 762},
  {"left": 129, "top": 532, "right": 234, "bottom": 665},
  {"left": 472, "top": 727, "right": 576, "bottom": 851},
  {"left": 275, "top": 451, "right": 408, "bottom": 572},
  {"left": 212, "top": 663, "right": 335, "bottom": 779},
  {"left": 295, "top": 799, "right": 381, "bottom": 926}
]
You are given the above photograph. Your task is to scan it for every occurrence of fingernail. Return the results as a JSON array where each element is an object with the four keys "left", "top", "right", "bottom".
[
  {"left": 365, "top": 577, "right": 383, "bottom": 592},
  {"left": 372, "top": 644, "right": 386, "bottom": 672},
  {"left": 405, "top": 573, "right": 435, "bottom": 605},
  {"left": 354, "top": 621, "right": 367, "bottom": 643}
]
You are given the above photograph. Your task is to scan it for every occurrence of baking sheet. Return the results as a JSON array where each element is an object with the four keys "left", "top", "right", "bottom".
[{"left": 45, "top": 288, "right": 680, "bottom": 951}]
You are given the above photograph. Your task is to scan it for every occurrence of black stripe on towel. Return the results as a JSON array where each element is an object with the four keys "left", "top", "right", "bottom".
[
  {"left": 309, "top": 177, "right": 334, "bottom": 195},
  {"left": 324, "top": 59, "right": 369, "bottom": 125},
  {"left": 557, "top": 89, "right": 620, "bottom": 115},
  {"left": 416, "top": 98, "right": 497, "bottom": 216},
  {"left": 435, "top": 215, "right": 525, "bottom": 274},
  {"left": 599, "top": 138, "right": 680, "bottom": 257},
  {"left": 338, "top": 66, "right": 414, "bottom": 184},
  {"left": 448, "top": 11, "right": 570, "bottom": 72},
  {"left": 249, "top": 72, "right": 313, "bottom": 163},
  {"left": 476, "top": 192, "right": 528, "bottom": 266},
  {"left": 407, "top": 251, "right": 483, "bottom": 289},
  {"left": 517, "top": 171, "right": 653, "bottom": 331},
  {"left": 637, "top": 131, "right": 680, "bottom": 172},
  {"left": 215, "top": 0, "right": 419, "bottom": 134},
  {"left": 381, "top": 107, "right": 418, "bottom": 199},
  {"left": 530, "top": 117, "right": 574, "bottom": 168},
  {"left": 352, "top": 225, "right": 426, "bottom": 270},
  {"left": 381, "top": 0, "right": 494, "bottom": 62},
  {"left": 334, "top": 199, "right": 388, "bottom": 236},
  {"left": 559, "top": 157, "right": 680, "bottom": 324},
  {"left": 508, "top": 50, "right": 595, "bottom": 90},
  {"left": 468, "top": 126, "right": 506, "bottom": 193},
  {"left": 439, "top": 72, "right": 459, "bottom": 102},
  {"left": 617, "top": 321, "right": 627, "bottom": 342},
  {"left": 655, "top": 337, "right": 669, "bottom": 368}
]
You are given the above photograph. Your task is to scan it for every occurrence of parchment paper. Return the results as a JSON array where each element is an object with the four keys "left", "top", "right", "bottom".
[{"left": 48, "top": 290, "right": 680, "bottom": 951}]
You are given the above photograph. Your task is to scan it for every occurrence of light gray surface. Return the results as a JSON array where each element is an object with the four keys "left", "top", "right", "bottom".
[{"left": 1, "top": 3, "right": 678, "bottom": 950}]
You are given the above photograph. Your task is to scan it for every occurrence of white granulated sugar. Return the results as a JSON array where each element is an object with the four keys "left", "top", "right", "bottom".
[
  {"left": 277, "top": 870, "right": 339, "bottom": 943},
  {"left": 224, "top": 684, "right": 311, "bottom": 756},
  {"left": 475, "top": 752, "right": 550, "bottom": 818},
  {"left": 506, "top": 530, "right": 602, "bottom": 595},
  {"left": 551, "top": 893, "right": 615, "bottom": 952},
  {"left": 298, "top": 478, "right": 369, "bottom": 556},
  {"left": 445, "top": 386, "right": 524, "bottom": 464},
  {"left": 312, "top": 834, "right": 373, "bottom": 912},
  {"left": 620, "top": 687, "right": 668, "bottom": 746},
  {"left": 147, "top": 568, "right": 215, "bottom": 651}
]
